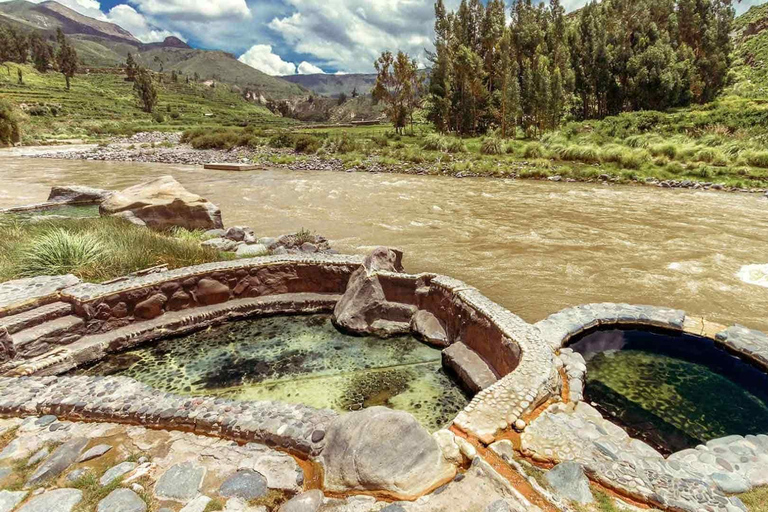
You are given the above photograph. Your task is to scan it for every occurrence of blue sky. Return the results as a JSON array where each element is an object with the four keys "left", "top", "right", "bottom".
[{"left": 4, "top": 0, "right": 765, "bottom": 75}]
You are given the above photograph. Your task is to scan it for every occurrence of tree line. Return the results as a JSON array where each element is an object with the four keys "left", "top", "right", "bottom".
[
  {"left": 375, "top": 0, "right": 734, "bottom": 137},
  {"left": 0, "top": 26, "right": 78, "bottom": 89}
]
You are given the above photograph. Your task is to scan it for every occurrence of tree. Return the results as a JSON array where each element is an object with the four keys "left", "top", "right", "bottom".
[
  {"left": 134, "top": 66, "right": 158, "bottom": 113},
  {"left": 0, "top": 99, "right": 21, "bottom": 146},
  {"left": 351, "top": 86, "right": 358, "bottom": 98},
  {"left": 55, "top": 29, "right": 77, "bottom": 90},
  {"left": 372, "top": 50, "right": 421, "bottom": 134},
  {"left": 171, "top": 70, "right": 178, "bottom": 83},
  {"left": 30, "top": 33, "right": 53, "bottom": 73},
  {"left": 125, "top": 52, "right": 137, "bottom": 81},
  {"left": 338, "top": 92, "right": 348, "bottom": 105}
]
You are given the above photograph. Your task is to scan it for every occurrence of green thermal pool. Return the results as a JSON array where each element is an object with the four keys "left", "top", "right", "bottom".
[
  {"left": 75, "top": 314, "right": 469, "bottom": 431},
  {"left": 570, "top": 328, "right": 768, "bottom": 454}
]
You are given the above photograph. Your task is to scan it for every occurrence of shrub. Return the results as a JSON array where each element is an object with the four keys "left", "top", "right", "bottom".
[
  {"left": 293, "top": 134, "right": 321, "bottom": 154},
  {"left": 295, "top": 228, "right": 315, "bottom": 245},
  {"left": 0, "top": 99, "right": 22, "bottom": 146},
  {"left": 649, "top": 143, "right": 678, "bottom": 159},
  {"left": 554, "top": 144, "right": 601, "bottom": 164},
  {"left": 153, "top": 112, "right": 165, "bottom": 123},
  {"left": 422, "top": 134, "right": 447, "bottom": 151},
  {"left": 447, "top": 138, "right": 467, "bottom": 153},
  {"left": 522, "top": 142, "right": 545, "bottom": 159},
  {"left": 480, "top": 137, "right": 503, "bottom": 155},
  {"left": 601, "top": 146, "right": 649, "bottom": 169},
  {"left": 371, "top": 135, "right": 389, "bottom": 148},
  {"left": 18, "top": 228, "right": 106, "bottom": 277},
  {"left": 743, "top": 151, "right": 768, "bottom": 168},
  {"left": 323, "top": 134, "right": 360, "bottom": 154},
  {"left": 170, "top": 111, "right": 181, "bottom": 120},
  {"left": 269, "top": 131, "right": 296, "bottom": 149},
  {"left": 695, "top": 147, "right": 728, "bottom": 166},
  {"left": 665, "top": 161, "right": 685, "bottom": 175}
]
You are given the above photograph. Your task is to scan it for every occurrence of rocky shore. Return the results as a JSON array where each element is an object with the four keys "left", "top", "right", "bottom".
[{"left": 24, "top": 132, "right": 768, "bottom": 196}]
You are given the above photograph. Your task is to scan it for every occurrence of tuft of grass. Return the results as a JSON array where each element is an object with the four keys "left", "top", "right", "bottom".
[
  {"left": 738, "top": 486, "right": 768, "bottom": 512},
  {"left": 523, "top": 142, "right": 546, "bottom": 159},
  {"left": 18, "top": 228, "right": 106, "bottom": 278},
  {"left": 295, "top": 227, "right": 315, "bottom": 245},
  {"left": 422, "top": 133, "right": 448, "bottom": 151},
  {"left": 447, "top": 138, "right": 468, "bottom": 153},
  {"left": 480, "top": 137, "right": 504, "bottom": 155},
  {"left": 203, "top": 498, "right": 224, "bottom": 512},
  {"left": 71, "top": 472, "right": 124, "bottom": 512},
  {"left": 293, "top": 134, "right": 321, "bottom": 154},
  {"left": 742, "top": 150, "right": 768, "bottom": 168}
]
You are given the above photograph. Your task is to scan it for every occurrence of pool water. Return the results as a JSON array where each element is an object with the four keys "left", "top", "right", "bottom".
[
  {"left": 569, "top": 329, "right": 768, "bottom": 454},
  {"left": 75, "top": 314, "right": 469, "bottom": 431}
]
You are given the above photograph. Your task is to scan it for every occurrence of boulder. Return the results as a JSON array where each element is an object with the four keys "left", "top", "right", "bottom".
[
  {"left": 545, "top": 462, "right": 593, "bottom": 505},
  {"left": 332, "top": 247, "right": 416, "bottom": 337},
  {"left": 100, "top": 176, "right": 223, "bottom": 231},
  {"left": 411, "top": 310, "right": 449, "bottom": 347},
  {"left": 320, "top": 407, "right": 455, "bottom": 499},
  {"left": 194, "top": 278, "right": 230, "bottom": 306},
  {"left": 134, "top": 293, "right": 167, "bottom": 320},
  {"left": 48, "top": 185, "right": 113, "bottom": 205},
  {"left": 224, "top": 226, "right": 254, "bottom": 242}
]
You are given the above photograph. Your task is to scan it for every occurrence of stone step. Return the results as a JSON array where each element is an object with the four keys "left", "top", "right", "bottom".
[
  {"left": 12, "top": 315, "right": 84, "bottom": 350},
  {"left": 0, "top": 302, "right": 73, "bottom": 335},
  {"left": 442, "top": 342, "right": 498, "bottom": 394}
]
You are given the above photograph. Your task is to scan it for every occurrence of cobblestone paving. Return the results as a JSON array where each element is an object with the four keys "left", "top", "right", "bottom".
[
  {"left": 0, "top": 276, "right": 80, "bottom": 315},
  {"left": 716, "top": 325, "right": 768, "bottom": 371}
]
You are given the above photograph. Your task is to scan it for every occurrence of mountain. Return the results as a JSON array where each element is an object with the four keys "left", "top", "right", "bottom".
[
  {"left": 0, "top": 0, "right": 138, "bottom": 44},
  {"left": 0, "top": 0, "right": 306, "bottom": 99},
  {"left": 730, "top": 3, "right": 768, "bottom": 97},
  {"left": 282, "top": 73, "right": 378, "bottom": 98}
]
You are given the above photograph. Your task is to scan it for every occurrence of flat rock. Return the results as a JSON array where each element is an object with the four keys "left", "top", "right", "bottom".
[
  {"left": 97, "top": 488, "right": 147, "bottom": 512},
  {"left": 278, "top": 490, "right": 324, "bottom": 512},
  {"left": 201, "top": 238, "right": 239, "bottom": 252},
  {"left": 0, "top": 491, "right": 27, "bottom": 512},
  {"left": 17, "top": 488, "right": 82, "bottom": 512},
  {"left": 712, "top": 472, "right": 751, "bottom": 494},
  {"left": 100, "top": 175, "right": 223, "bottom": 231},
  {"left": 321, "top": 407, "right": 455, "bottom": 498},
  {"left": 410, "top": 310, "right": 449, "bottom": 347},
  {"left": 219, "top": 469, "right": 268, "bottom": 501},
  {"left": 236, "top": 244, "right": 268, "bottom": 258},
  {"left": 48, "top": 185, "right": 113, "bottom": 205},
  {"left": 442, "top": 342, "right": 498, "bottom": 393},
  {"left": 180, "top": 496, "right": 212, "bottom": 512},
  {"left": 545, "top": 462, "right": 593, "bottom": 504},
  {"left": 100, "top": 461, "right": 137, "bottom": 486},
  {"left": 26, "top": 437, "right": 88, "bottom": 487},
  {"left": 155, "top": 462, "right": 206, "bottom": 502},
  {"left": 78, "top": 444, "right": 112, "bottom": 463}
]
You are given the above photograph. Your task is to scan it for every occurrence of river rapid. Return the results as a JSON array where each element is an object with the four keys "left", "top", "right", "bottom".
[{"left": 2, "top": 154, "right": 768, "bottom": 331}]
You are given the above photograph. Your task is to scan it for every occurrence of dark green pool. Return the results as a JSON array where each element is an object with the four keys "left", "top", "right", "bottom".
[
  {"left": 75, "top": 314, "right": 469, "bottom": 431},
  {"left": 570, "top": 328, "right": 768, "bottom": 454}
]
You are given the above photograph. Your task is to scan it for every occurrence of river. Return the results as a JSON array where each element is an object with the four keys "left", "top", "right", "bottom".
[{"left": 1, "top": 154, "right": 768, "bottom": 332}]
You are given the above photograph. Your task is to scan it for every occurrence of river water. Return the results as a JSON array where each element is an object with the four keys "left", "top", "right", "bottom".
[{"left": 2, "top": 154, "right": 768, "bottom": 331}]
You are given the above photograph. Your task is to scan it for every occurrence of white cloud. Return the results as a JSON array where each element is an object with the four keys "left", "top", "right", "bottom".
[
  {"left": 297, "top": 61, "right": 324, "bottom": 74},
  {"left": 106, "top": 5, "right": 180, "bottom": 43},
  {"left": 128, "top": 0, "right": 251, "bottom": 20},
  {"left": 238, "top": 44, "right": 297, "bottom": 75},
  {"left": 268, "top": 0, "right": 438, "bottom": 73}
]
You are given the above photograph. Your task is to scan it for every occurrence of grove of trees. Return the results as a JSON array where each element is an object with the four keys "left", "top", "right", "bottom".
[{"left": 426, "top": 0, "right": 734, "bottom": 137}]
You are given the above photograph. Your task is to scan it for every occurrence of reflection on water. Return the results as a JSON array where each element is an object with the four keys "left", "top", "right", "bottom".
[
  {"left": 570, "top": 329, "right": 768, "bottom": 454},
  {"left": 2, "top": 156, "right": 768, "bottom": 331},
  {"left": 74, "top": 315, "right": 469, "bottom": 431}
]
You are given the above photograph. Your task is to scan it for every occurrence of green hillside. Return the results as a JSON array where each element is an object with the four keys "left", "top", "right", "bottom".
[
  {"left": 729, "top": 3, "right": 768, "bottom": 98},
  {"left": 0, "top": 63, "right": 294, "bottom": 143}
]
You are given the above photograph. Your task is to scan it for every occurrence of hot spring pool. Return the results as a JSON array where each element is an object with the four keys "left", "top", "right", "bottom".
[
  {"left": 75, "top": 314, "right": 469, "bottom": 431},
  {"left": 570, "top": 328, "right": 768, "bottom": 454}
]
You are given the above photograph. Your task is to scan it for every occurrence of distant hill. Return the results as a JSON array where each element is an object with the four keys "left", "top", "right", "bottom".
[
  {"left": 0, "top": 0, "right": 306, "bottom": 99},
  {"left": 282, "top": 73, "right": 378, "bottom": 98},
  {"left": 730, "top": 3, "right": 768, "bottom": 97}
]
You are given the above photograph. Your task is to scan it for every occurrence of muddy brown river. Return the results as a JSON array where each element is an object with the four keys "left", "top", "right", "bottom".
[{"left": 2, "top": 154, "right": 768, "bottom": 331}]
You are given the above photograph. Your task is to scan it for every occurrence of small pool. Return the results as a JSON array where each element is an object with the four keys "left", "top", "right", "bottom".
[
  {"left": 1, "top": 204, "right": 100, "bottom": 223},
  {"left": 75, "top": 314, "right": 469, "bottom": 431},
  {"left": 569, "top": 328, "right": 768, "bottom": 454}
]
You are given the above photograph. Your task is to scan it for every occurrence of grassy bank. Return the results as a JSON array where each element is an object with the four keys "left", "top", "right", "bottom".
[
  {"left": 178, "top": 96, "right": 768, "bottom": 190},
  {"left": 0, "top": 64, "right": 294, "bottom": 144},
  {"left": 0, "top": 216, "right": 227, "bottom": 283}
]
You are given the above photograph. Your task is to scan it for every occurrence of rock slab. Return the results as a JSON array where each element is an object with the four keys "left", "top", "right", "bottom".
[
  {"left": 26, "top": 437, "right": 88, "bottom": 487},
  {"left": 17, "top": 488, "right": 82, "bottom": 512},
  {"left": 48, "top": 186, "right": 113, "bottom": 205},
  {"left": 97, "top": 488, "right": 147, "bottom": 512},
  {"left": 0, "top": 491, "right": 27, "bottom": 512},
  {"left": 320, "top": 407, "right": 455, "bottom": 498},
  {"left": 219, "top": 469, "right": 268, "bottom": 501},
  {"left": 442, "top": 342, "right": 498, "bottom": 393},
  {"left": 544, "top": 462, "right": 593, "bottom": 504},
  {"left": 155, "top": 462, "right": 206, "bottom": 502}
]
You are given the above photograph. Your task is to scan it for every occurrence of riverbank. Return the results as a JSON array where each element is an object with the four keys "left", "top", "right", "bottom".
[{"left": 17, "top": 131, "right": 768, "bottom": 196}]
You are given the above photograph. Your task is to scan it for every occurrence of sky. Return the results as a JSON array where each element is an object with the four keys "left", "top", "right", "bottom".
[{"left": 3, "top": 0, "right": 765, "bottom": 76}]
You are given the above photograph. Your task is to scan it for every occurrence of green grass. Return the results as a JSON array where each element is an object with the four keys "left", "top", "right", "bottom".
[
  {"left": 0, "top": 63, "right": 294, "bottom": 144},
  {"left": 0, "top": 216, "right": 230, "bottom": 283},
  {"left": 738, "top": 486, "right": 768, "bottom": 512}
]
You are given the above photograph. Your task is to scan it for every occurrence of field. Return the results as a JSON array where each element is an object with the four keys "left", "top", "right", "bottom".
[{"left": 0, "top": 63, "right": 295, "bottom": 143}]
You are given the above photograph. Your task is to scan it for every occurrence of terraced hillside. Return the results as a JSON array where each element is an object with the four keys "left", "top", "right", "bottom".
[{"left": 0, "top": 64, "right": 294, "bottom": 143}]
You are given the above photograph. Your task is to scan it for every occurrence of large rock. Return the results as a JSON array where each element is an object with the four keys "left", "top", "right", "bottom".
[
  {"left": 48, "top": 186, "right": 113, "bottom": 205},
  {"left": 411, "top": 310, "right": 449, "bottom": 347},
  {"left": 332, "top": 247, "right": 415, "bottom": 337},
  {"left": 320, "top": 407, "right": 455, "bottom": 499},
  {"left": 100, "top": 176, "right": 223, "bottom": 231},
  {"left": 544, "top": 462, "right": 593, "bottom": 505}
]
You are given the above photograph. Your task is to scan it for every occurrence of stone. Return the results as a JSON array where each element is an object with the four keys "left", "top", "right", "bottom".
[
  {"left": 78, "top": 444, "right": 112, "bottom": 463},
  {"left": 712, "top": 472, "right": 751, "bottom": 494},
  {"left": 26, "top": 437, "right": 88, "bottom": 487},
  {"left": 0, "top": 491, "right": 27, "bottom": 512},
  {"left": 236, "top": 244, "right": 268, "bottom": 259},
  {"left": 112, "top": 210, "right": 147, "bottom": 227},
  {"left": 134, "top": 293, "right": 167, "bottom": 320},
  {"left": 224, "top": 227, "right": 253, "bottom": 242},
  {"left": 168, "top": 290, "right": 192, "bottom": 311},
  {"left": 48, "top": 185, "right": 113, "bottom": 205},
  {"left": 278, "top": 490, "right": 324, "bottom": 512},
  {"left": 100, "top": 175, "right": 223, "bottom": 231},
  {"left": 155, "top": 462, "right": 206, "bottom": 502},
  {"left": 27, "top": 447, "right": 49, "bottom": 467},
  {"left": 97, "top": 488, "right": 147, "bottom": 512},
  {"left": 194, "top": 278, "right": 230, "bottom": 306},
  {"left": 300, "top": 242, "right": 318, "bottom": 253},
  {"left": 545, "top": 462, "right": 593, "bottom": 504},
  {"left": 100, "top": 461, "right": 137, "bottom": 485},
  {"left": 0, "top": 327, "right": 15, "bottom": 364},
  {"left": 410, "top": 310, "right": 449, "bottom": 347},
  {"left": 180, "top": 496, "right": 212, "bottom": 512},
  {"left": 67, "top": 468, "right": 90, "bottom": 482},
  {"left": 433, "top": 430, "right": 462, "bottom": 465},
  {"left": 333, "top": 247, "right": 415, "bottom": 337},
  {"left": 202, "top": 238, "right": 239, "bottom": 252},
  {"left": 219, "top": 470, "right": 268, "bottom": 501},
  {"left": 321, "top": 407, "right": 455, "bottom": 498},
  {"left": 17, "top": 489, "right": 82, "bottom": 512},
  {"left": 258, "top": 237, "right": 277, "bottom": 247},
  {"left": 202, "top": 229, "right": 226, "bottom": 240},
  {"left": 442, "top": 342, "right": 498, "bottom": 393},
  {"left": 35, "top": 415, "right": 57, "bottom": 427}
]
